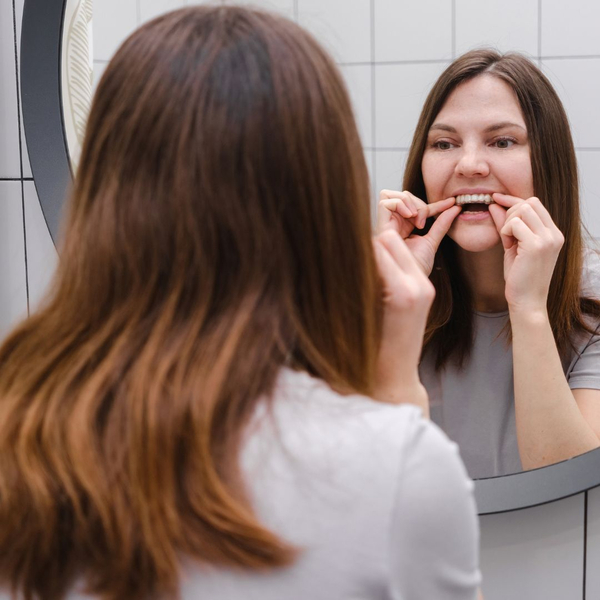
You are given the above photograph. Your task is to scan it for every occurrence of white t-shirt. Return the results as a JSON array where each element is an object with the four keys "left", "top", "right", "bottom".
[
  {"left": 420, "top": 248, "right": 600, "bottom": 479},
  {"left": 2, "top": 369, "right": 480, "bottom": 600}
]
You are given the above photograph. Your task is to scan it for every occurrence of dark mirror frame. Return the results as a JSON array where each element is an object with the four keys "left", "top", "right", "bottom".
[{"left": 20, "top": 0, "right": 600, "bottom": 515}]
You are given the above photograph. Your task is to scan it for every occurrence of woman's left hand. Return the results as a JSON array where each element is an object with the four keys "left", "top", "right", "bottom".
[{"left": 489, "top": 193, "right": 564, "bottom": 314}]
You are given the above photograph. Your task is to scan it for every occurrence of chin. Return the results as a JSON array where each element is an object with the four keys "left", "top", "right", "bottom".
[{"left": 448, "top": 224, "right": 501, "bottom": 253}]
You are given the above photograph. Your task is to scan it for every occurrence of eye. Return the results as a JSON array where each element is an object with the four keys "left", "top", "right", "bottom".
[
  {"left": 492, "top": 137, "right": 516, "bottom": 149},
  {"left": 432, "top": 140, "right": 456, "bottom": 150}
]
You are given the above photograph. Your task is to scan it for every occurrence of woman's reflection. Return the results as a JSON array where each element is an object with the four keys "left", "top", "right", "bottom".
[{"left": 377, "top": 49, "right": 600, "bottom": 478}]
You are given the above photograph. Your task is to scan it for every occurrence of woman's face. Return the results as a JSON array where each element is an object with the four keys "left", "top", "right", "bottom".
[{"left": 421, "top": 74, "right": 534, "bottom": 253}]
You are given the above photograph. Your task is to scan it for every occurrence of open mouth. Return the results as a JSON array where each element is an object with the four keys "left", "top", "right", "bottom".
[{"left": 456, "top": 193, "right": 494, "bottom": 213}]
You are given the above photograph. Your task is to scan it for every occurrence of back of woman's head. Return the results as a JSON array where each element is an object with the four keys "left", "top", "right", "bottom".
[{"left": 0, "top": 7, "right": 380, "bottom": 599}]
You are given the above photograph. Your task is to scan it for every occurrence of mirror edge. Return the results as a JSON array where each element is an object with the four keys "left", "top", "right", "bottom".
[{"left": 21, "top": 0, "right": 71, "bottom": 246}]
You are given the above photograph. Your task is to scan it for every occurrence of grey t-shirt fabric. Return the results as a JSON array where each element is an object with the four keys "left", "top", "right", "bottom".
[
  {"left": 420, "top": 248, "right": 600, "bottom": 479},
  {"left": 2, "top": 369, "right": 481, "bottom": 600}
]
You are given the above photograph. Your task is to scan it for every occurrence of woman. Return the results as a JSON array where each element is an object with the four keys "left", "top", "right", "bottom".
[
  {"left": 378, "top": 49, "right": 600, "bottom": 478},
  {"left": 0, "top": 7, "right": 480, "bottom": 600}
]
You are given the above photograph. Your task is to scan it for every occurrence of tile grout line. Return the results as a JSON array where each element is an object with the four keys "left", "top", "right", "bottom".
[
  {"left": 451, "top": 0, "right": 456, "bottom": 59},
  {"left": 537, "top": 0, "right": 542, "bottom": 67},
  {"left": 583, "top": 491, "right": 588, "bottom": 600},
  {"left": 12, "top": 0, "right": 30, "bottom": 315},
  {"left": 370, "top": 0, "right": 376, "bottom": 204},
  {"left": 293, "top": 0, "right": 298, "bottom": 21}
]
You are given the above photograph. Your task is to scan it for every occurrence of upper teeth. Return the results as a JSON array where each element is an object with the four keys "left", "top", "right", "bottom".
[{"left": 456, "top": 194, "right": 494, "bottom": 205}]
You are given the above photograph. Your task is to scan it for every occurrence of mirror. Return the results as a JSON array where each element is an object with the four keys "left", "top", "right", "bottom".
[{"left": 20, "top": 0, "right": 600, "bottom": 513}]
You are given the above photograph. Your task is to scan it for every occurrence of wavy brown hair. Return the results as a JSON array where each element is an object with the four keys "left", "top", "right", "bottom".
[
  {"left": 0, "top": 6, "right": 380, "bottom": 599},
  {"left": 402, "top": 49, "right": 600, "bottom": 369}
]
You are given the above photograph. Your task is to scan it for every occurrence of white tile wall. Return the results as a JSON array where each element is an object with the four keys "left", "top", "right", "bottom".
[
  {"left": 93, "top": 0, "right": 138, "bottom": 61},
  {"left": 298, "top": 0, "right": 370, "bottom": 63},
  {"left": 374, "top": 0, "right": 452, "bottom": 63},
  {"left": 14, "top": 0, "right": 32, "bottom": 179},
  {"left": 586, "top": 487, "right": 600, "bottom": 598},
  {"left": 480, "top": 494, "right": 585, "bottom": 600},
  {"left": 542, "top": 0, "right": 600, "bottom": 57},
  {"left": 374, "top": 149, "right": 408, "bottom": 197},
  {"left": 0, "top": 0, "right": 21, "bottom": 178},
  {"left": 339, "top": 64, "right": 372, "bottom": 148},
  {"left": 140, "top": 0, "right": 186, "bottom": 23},
  {"left": 23, "top": 182, "right": 58, "bottom": 311},
  {"left": 374, "top": 61, "right": 448, "bottom": 148},
  {"left": 0, "top": 182, "right": 28, "bottom": 336},
  {"left": 542, "top": 58, "right": 600, "bottom": 149},
  {"left": 455, "top": 0, "right": 539, "bottom": 58},
  {"left": 577, "top": 151, "right": 600, "bottom": 240},
  {"left": 227, "top": 0, "right": 294, "bottom": 19}
]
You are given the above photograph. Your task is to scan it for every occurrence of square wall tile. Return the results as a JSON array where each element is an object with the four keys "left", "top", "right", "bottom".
[
  {"left": 542, "top": 0, "right": 600, "bottom": 57},
  {"left": 340, "top": 65, "right": 372, "bottom": 148},
  {"left": 14, "top": 0, "right": 32, "bottom": 178},
  {"left": 480, "top": 494, "right": 584, "bottom": 600},
  {"left": 0, "top": 0, "right": 21, "bottom": 178},
  {"left": 374, "top": 0, "right": 452, "bottom": 63},
  {"left": 375, "top": 62, "right": 449, "bottom": 148},
  {"left": 224, "top": 0, "right": 294, "bottom": 19},
  {"left": 140, "top": 0, "right": 186, "bottom": 23},
  {"left": 93, "top": 0, "right": 139, "bottom": 62},
  {"left": 23, "top": 182, "right": 58, "bottom": 311},
  {"left": 373, "top": 149, "right": 408, "bottom": 225},
  {"left": 542, "top": 58, "right": 600, "bottom": 149},
  {"left": 0, "top": 182, "right": 28, "bottom": 337},
  {"left": 587, "top": 487, "right": 600, "bottom": 599},
  {"left": 455, "top": 0, "right": 538, "bottom": 57},
  {"left": 577, "top": 151, "right": 600, "bottom": 240},
  {"left": 298, "top": 0, "right": 371, "bottom": 63}
]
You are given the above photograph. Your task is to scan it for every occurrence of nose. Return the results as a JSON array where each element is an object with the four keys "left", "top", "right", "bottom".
[{"left": 455, "top": 145, "right": 490, "bottom": 178}]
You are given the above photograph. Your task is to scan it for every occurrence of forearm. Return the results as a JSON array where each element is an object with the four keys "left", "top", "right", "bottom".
[{"left": 511, "top": 309, "right": 600, "bottom": 469}]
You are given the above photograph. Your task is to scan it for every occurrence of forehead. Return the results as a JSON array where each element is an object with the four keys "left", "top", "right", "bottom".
[{"left": 433, "top": 74, "right": 525, "bottom": 127}]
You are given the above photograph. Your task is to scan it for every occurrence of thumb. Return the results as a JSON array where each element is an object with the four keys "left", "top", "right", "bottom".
[{"left": 423, "top": 205, "right": 461, "bottom": 249}]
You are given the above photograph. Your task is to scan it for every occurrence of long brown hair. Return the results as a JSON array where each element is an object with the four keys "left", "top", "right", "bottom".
[
  {"left": 0, "top": 7, "right": 380, "bottom": 599},
  {"left": 403, "top": 49, "right": 600, "bottom": 369}
]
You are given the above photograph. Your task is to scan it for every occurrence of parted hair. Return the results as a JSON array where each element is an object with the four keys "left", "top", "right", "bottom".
[
  {"left": 0, "top": 6, "right": 381, "bottom": 599},
  {"left": 402, "top": 49, "right": 600, "bottom": 369}
]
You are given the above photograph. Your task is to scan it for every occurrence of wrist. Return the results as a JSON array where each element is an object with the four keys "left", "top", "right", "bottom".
[
  {"left": 508, "top": 305, "right": 549, "bottom": 327},
  {"left": 373, "top": 378, "right": 429, "bottom": 413}
]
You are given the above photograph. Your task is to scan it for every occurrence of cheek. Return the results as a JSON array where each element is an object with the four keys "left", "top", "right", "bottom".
[
  {"left": 421, "top": 154, "right": 445, "bottom": 197},
  {"left": 498, "top": 154, "right": 534, "bottom": 198}
]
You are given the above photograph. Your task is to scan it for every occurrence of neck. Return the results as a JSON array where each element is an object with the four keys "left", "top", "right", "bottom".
[{"left": 457, "top": 243, "right": 508, "bottom": 313}]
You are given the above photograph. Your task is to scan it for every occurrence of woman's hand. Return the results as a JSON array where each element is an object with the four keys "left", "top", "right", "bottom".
[
  {"left": 489, "top": 193, "right": 564, "bottom": 315},
  {"left": 376, "top": 190, "right": 461, "bottom": 275},
  {"left": 372, "top": 229, "right": 435, "bottom": 415}
]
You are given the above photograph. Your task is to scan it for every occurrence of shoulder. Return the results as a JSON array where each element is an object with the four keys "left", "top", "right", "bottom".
[{"left": 581, "top": 247, "right": 600, "bottom": 300}]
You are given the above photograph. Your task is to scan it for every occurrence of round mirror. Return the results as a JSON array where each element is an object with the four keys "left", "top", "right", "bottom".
[{"left": 20, "top": 0, "right": 600, "bottom": 514}]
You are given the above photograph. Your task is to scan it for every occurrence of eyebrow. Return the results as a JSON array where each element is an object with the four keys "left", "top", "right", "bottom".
[{"left": 429, "top": 121, "right": 527, "bottom": 133}]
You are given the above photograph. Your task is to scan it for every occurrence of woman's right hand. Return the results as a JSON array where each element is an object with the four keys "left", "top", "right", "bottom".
[
  {"left": 372, "top": 229, "right": 435, "bottom": 416},
  {"left": 376, "top": 190, "right": 461, "bottom": 276}
]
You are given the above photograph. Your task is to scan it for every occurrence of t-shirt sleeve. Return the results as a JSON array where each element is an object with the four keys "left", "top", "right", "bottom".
[
  {"left": 387, "top": 418, "right": 481, "bottom": 600},
  {"left": 568, "top": 322, "right": 600, "bottom": 391}
]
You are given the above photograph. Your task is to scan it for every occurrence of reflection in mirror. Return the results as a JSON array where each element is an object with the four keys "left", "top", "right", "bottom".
[
  {"left": 61, "top": 0, "right": 93, "bottom": 171},
  {"left": 379, "top": 51, "right": 600, "bottom": 480}
]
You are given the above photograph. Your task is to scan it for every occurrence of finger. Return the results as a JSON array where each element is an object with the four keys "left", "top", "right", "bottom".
[
  {"left": 423, "top": 205, "right": 461, "bottom": 248},
  {"left": 379, "top": 198, "right": 414, "bottom": 219},
  {"left": 492, "top": 193, "right": 525, "bottom": 209},
  {"left": 524, "top": 196, "right": 557, "bottom": 230},
  {"left": 380, "top": 190, "right": 419, "bottom": 217},
  {"left": 511, "top": 203, "right": 546, "bottom": 236},
  {"left": 376, "top": 230, "right": 424, "bottom": 279},
  {"left": 501, "top": 216, "right": 534, "bottom": 245},
  {"left": 488, "top": 203, "right": 507, "bottom": 233},
  {"left": 373, "top": 239, "right": 413, "bottom": 297},
  {"left": 426, "top": 197, "right": 456, "bottom": 217}
]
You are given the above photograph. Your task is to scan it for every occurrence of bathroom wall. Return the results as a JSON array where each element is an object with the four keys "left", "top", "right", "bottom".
[{"left": 1, "top": 0, "right": 600, "bottom": 598}]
